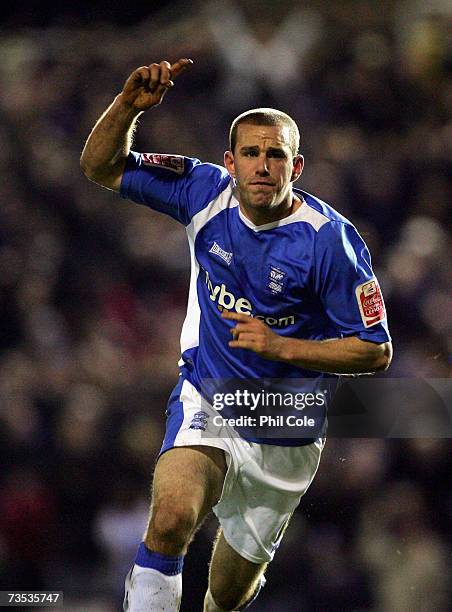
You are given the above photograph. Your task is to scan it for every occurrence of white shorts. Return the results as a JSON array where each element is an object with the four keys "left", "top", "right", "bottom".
[{"left": 160, "top": 377, "right": 323, "bottom": 564}]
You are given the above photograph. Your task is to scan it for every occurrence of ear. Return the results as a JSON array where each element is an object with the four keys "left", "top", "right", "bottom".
[
  {"left": 224, "top": 150, "right": 235, "bottom": 177},
  {"left": 291, "top": 154, "right": 304, "bottom": 182}
]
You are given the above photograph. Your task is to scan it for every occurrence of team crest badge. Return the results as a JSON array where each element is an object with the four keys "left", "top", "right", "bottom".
[
  {"left": 189, "top": 411, "right": 209, "bottom": 431},
  {"left": 267, "top": 265, "right": 287, "bottom": 295}
]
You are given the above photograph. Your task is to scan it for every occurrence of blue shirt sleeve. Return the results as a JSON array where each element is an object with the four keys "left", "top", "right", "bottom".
[
  {"left": 313, "top": 221, "right": 391, "bottom": 343},
  {"left": 119, "top": 151, "right": 231, "bottom": 225}
]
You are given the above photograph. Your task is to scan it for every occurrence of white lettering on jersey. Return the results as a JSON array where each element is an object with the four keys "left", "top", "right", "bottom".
[
  {"left": 204, "top": 270, "right": 295, "bottom": 328},
  {"left": 355, "top": 279, "right": 386, "bottom": 327}
]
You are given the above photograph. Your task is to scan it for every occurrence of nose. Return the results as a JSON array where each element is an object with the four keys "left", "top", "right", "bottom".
[{"left": 255, "top": 153, "right": 269, "bottom": 175}]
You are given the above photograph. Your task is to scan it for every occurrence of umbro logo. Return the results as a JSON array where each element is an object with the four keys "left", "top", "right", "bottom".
[{"left": 209, "top": 242, "right": 233, "bottom": 266}]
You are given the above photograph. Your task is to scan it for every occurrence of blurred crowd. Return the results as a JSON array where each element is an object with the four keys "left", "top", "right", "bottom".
[{"left": 0, "top": 1, "right": 450, "bottom": 610}]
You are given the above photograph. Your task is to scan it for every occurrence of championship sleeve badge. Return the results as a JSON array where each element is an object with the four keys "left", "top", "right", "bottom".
[
  {"left": 140, "top": 153, "right": 185, "bottom": 174},
  {"left": 355, "top": 279, "right": 386, "bottom": 327}
]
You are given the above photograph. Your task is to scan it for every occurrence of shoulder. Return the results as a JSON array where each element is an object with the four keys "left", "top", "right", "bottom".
[
  {"left": 128, "top": 151, "right": 229, "bottom": 185},
  {"left": 297, "top": 189, "right": 361, "bottom": 240},
  {"left": 296, "top": 189, "right": 354, "bottom": 229},
  {"left": 295, "top": 190, "right": 369, "bottom": 265},
  {"left": 121, "top": 152, "right": 232, "bottom": 223}
]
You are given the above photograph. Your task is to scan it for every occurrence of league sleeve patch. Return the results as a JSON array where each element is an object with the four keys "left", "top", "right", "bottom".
[
  {"left": 355, "top": 279, "right": 386, "bottom": 328},
  {"left": 140, "top": 153, "right": 185, "bottom": 174}
]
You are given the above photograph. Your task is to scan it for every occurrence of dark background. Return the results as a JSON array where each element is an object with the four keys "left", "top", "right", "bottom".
[{"left": 0, "top": 1, "right": 450, "bottom": 610}]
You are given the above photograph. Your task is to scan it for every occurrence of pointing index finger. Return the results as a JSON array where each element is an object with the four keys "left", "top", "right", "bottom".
[
  {"left": 221, "top": 311, "right": 253, "bottom": 323},
  {"left": 170, "top": 58, "right": 194, "bottom": 79}
]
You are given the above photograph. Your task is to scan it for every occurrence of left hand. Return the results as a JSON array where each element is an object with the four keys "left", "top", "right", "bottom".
[{"left": 222, "top": 311, "right": 285, "bottom": 360}]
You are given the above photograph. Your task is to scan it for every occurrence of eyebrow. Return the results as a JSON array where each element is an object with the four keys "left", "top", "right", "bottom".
[{"left": 239, "top": 145, "right": 287, "bottom": 154}]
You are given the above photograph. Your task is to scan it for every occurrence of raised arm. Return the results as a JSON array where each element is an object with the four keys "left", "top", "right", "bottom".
[{"left": 80, "top": 58, "right": 193, "bottom": 191}]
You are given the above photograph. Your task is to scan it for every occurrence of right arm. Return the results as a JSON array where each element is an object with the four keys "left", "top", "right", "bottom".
[{"left": 80, "top": 58, "right": 193, "bottom": 192}]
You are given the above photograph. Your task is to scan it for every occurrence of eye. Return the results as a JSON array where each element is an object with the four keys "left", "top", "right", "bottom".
[
  {"left": 243, "top": 150, "right": 258, "bottom": 157},
  {"left": 268, "top": 150, "right": 286, "bottom": 158}
]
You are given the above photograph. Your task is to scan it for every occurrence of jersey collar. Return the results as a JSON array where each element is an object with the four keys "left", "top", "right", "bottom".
[{"left": 235, "top": 193, "right": 306, "bottom": 232}]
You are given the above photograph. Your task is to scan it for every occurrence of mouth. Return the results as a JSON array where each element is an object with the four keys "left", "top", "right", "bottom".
[{"left": 249, "top": 181, "right": 275, "bottom": 187}]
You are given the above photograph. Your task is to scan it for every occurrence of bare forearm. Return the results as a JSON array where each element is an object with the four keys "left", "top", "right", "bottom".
[
  {"left": 277, "top": 336, "right": 392, "bottom": 374},
  {"left": 80, "top": 94, "right": 141, "bottom": 184},
  {"left": 80, "top": 60, "right": 192, "bottom": 190},
  {"left": 223, "top": 311, "right": 392, "bottom": 374}
]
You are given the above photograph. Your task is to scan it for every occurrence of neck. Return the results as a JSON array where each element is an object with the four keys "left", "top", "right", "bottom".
[{"left": 238, "top": 194, "right": 303, "bottom": 227}]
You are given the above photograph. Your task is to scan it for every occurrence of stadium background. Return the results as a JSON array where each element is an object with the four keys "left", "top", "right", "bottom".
[{"left": 0, "top": 1, "right": 450, "bottom": 610}]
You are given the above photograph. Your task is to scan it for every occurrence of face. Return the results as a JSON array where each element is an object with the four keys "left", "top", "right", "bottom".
[{"left": 224, "top": 123, "right": 304, "bottom": 219}]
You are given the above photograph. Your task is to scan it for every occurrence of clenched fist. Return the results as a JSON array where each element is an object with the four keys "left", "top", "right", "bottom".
[{"left": 119, "top": 58, "right": 193, "bottom": 111}]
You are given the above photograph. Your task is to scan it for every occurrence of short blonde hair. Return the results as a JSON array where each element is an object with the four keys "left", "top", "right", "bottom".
[{"left": 229, "top": 108, "right": 300, "bottom": 155}]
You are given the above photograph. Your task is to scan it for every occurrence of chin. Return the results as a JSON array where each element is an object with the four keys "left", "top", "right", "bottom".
[{"left": 248, "top": 196, "right": 276, "bottom": 208}]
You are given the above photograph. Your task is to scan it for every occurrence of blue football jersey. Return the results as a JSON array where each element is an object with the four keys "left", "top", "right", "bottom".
[{"left": 120, "top": 152, "right": 391, "bottom": 444}]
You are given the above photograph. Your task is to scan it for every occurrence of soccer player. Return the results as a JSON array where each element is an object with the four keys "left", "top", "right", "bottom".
[{"left": 80, "top": 59, "right": 392, "bottom": 611}]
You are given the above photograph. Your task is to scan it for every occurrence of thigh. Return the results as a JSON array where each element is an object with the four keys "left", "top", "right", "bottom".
[
  {"left": 151, "top": 445, "right": 227, "bottom": 526},
  {"left": 213, "top": 441, "right": 323, "bottom": 563}
]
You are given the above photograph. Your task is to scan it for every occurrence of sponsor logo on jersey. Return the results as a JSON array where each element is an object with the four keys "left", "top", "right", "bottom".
[
  {"left": 140, "top": 153, "right": 185, "bottom": 174},
  {"left": 204, "top": 269, "right": 295, "bottom": 328},
  {"left": 355, "top": 279, "right": 386, "bottom": 327},
  {"left": 189, "top": 410, "right": 209, "bottom": 431},
  {"left": 209, "top": 242, "right": 233, "bottom": 265},
  {"left": 267, "top": 265, "right": 287, "bottom": 295}
]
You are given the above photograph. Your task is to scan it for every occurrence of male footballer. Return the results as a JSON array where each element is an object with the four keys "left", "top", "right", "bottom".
[{"left": 81, "top": 58, "right": 392, "bottom": 611}]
